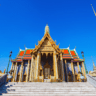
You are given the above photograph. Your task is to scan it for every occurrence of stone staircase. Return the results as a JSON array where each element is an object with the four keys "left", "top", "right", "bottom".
[{"left": 0, "top": 82, "right": 96, "bottom": 96}]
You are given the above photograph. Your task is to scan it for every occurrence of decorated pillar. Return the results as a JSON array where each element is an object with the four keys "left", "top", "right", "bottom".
[
  {"left": 82, "top": 62, "right": 86, "bottom": 79},
  {"left": 26, "top": 60, "right": 30, "bottom": 82},
  {"left": 13, "top": 62, "right": 17, "bottom": 82},
  {"left": 77, "top": 62, "right": 80, "bottom": 81},
  {"left": 71, "top": 61, "right": 75, "bottom": 82},
  {"left": 53, "top": 51, "right": 58, "bottom": 80},
  {"left": 11, "top": 62, "right": 13, "bottom": 76},
  {"left": 32, "top": 55, "right": 35, "bottom": 81},
  {"left": 30, "top": 54, "right": 34, "bottom": 81},
  {"left": 11, "top": 62, "right": 13, "bottom": 70},
  {"left": 38, "top": 52, "right": 41, "bottom": 78},
  {"left": 34, "top": 55, "right": 37, "bottom": 80},
  {"left": 81, "top": 63, "right": 83, "bottom": 75},
  {"left": 36, "top": 51, "right": 40, "bottom": 79},
  {"left": 60, "top": 53, "right": 65, "bottom": 81},
  {"left": 53, "top": 52, "right": 55, "bottom": 80},
  {"left": 19, "top": 62, "right": 23, "bottom": 82},
  {"left": 77, "top": 62, "right": 80, "bottom": 72},
  {"left": 65, "top": 60, "right": 68, "bottom": 82}
]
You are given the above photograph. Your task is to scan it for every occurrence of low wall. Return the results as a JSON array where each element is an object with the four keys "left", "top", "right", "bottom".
[
  {"left": 0, "top": 74, "right": 7, "bottom": 86},
  {"left": 86, "top": 74, "right": 96, "bottom": 88}
]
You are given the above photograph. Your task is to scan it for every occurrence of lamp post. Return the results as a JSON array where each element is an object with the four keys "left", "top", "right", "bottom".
[
  {"left": 6, "top": 51, "right": 12, "bottom": 74},
  {"left": 81, "top": 51, "right": 88, "bottom": 74}
]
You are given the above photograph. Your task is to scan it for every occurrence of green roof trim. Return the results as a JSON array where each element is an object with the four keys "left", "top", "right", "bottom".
[
  {"left": 60, "top": 49, "right": 68, "bottom": 50},
  {"left": 24, "top": 49, "right": 33, "bottom": 55}
]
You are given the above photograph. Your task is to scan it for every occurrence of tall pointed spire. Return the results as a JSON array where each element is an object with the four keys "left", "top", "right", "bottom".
[
  {"left": 91, "top": 56, "right": 95, "bottom": 68},
  {"left": 45, "top": 24, "right": 50, "bottom": 34}
]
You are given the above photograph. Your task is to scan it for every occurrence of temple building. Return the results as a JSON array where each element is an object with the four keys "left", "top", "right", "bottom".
[{"left": 11, "top": 25, "right": 86, "bottom": 82}]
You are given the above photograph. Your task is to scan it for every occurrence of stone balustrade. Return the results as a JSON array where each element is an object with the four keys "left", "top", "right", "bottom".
[
  {"left": 0, "top": 74, "right": 7, "bottom": 86},
  {"left": 86, "top": 74, "right": 96, "bottom": 88}
]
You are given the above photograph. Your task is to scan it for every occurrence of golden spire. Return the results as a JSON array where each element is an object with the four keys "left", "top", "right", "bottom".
[
  {"left": 91, "top": 56, "right": 95, "bottom": 68},
  {"left": 45, "top": 24, "right": 50, "bottom": 34}
]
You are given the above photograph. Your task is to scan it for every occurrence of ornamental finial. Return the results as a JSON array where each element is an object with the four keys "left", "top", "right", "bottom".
[
  {"left": 24, "top": 45, "right": 26, "bottom": 48},
  {"left": 45, "top": 24, "right": 50, "bottom": 34},
  {"left": 19, "top": 47, "right": 20, "bottom": 51},
  {"left": 75, "top": 46, "right": 76, "bottom": 49}
]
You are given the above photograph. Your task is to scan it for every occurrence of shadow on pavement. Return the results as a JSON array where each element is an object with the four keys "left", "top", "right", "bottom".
[{"left": 0, "top": 82, "right": 15, "bottom": 95}]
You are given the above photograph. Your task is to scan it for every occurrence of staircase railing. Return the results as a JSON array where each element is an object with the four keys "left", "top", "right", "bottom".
[
  {"left": 86, "top": 74, "right": 96, "bottom": 88},
  {"left": 0, "top": 74, "right": 7, "bottom": 86}
]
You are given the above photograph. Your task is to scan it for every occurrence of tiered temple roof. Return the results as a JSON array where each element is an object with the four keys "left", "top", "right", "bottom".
[
  {"left": 11, "top": 24, "right": 83, "bottom": 62},
  {"left": 12, "top": 47, "right": 83, "bottom": 62}
]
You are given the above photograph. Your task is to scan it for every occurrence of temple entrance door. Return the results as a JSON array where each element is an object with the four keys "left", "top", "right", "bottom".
[{"left": 44, "top": 68, "right": 50, "bottom": 79}]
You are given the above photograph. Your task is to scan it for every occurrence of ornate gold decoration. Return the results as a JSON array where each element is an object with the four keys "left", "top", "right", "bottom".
[{"left": 32, "top": 29, "right": 61, "bottom": 53}]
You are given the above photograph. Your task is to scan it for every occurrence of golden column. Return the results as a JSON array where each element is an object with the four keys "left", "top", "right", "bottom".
[
  {"left": 60, "top": 53, "right": 65, "bottom": 81},
  {"left": 71, "top": 61, "right": 75, "bottom": 82},
  {"left": 11, "top": 62, "right": 13, "bottom": 70},
  {"left": 77, "top": 62, "right": 80, "bottom": 81},
  {"left": 53, "top": 51, "right": 58, "bottom": 80},
  {"left": 13, "top": 62, "right": 17, "bottom": 82},
  {"left": 11, "top": 62, "right": 13, "bottom": 76},
  {"left": 82, "top": 62, "right": 86, "bottom": 79},
  {"left": 26, "top": 60, "right": 30, "bottom": 82},
  {"left": 36, "top": 51, "right": 40, "bottom": 80},
  {"left": 77, "top": 62, "right": 80, "bottom": 72},
  {"left": 53, "top": 51, "right": 56, "bottom": 80},
  {"left": 65, "top": 60, "right": 68, "bottom": 82},
  {"left": 19, "top": 62, "right": 23, "bottom": 82},
  {"left": 32, "top": 55, "right": 35, "bottom": 82},
  {"left": 38, "top": 52, "right": 41, "bottom": 80},
  {"left": 30, "top": 54, "right": 33, "bottom": 82},
  {"left": 34, "top": 55, "right": 37, "bottom": 80}
]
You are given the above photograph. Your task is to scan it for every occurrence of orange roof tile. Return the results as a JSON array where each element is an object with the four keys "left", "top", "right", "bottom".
[
  {"left": 25, "top": 50, "right": 32, "bottom": 54},
  {"left": 19, "top": 51, "right": 24, "bottom": 56},
  {"left": 70, "top": 51, "right": 76, "bottom": 56},
  {"left": 64, "top": 50, "right": 69, "bottom": 54}
]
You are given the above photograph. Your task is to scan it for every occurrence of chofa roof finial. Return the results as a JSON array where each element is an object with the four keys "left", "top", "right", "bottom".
[
  {"left": 24, "top": 45, "right": 27, "bottom": 50},
  {"left": 75, "top": 46, "right": 76, "bottom": 49},
  {"left": 19, "top": 47, "right": 21, "bottom": 51},
  {"left": 69, "top": 44, "right": 70, "bottom": 48}
]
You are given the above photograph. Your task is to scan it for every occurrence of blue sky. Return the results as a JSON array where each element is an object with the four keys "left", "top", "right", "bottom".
[{"left": 0, "top": 0, "right": 96, "bottom": 72}]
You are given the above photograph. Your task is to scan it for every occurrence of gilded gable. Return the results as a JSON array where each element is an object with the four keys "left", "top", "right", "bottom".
[{"left": 38, "top": 38, "right": 55, "bottom": 52}]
